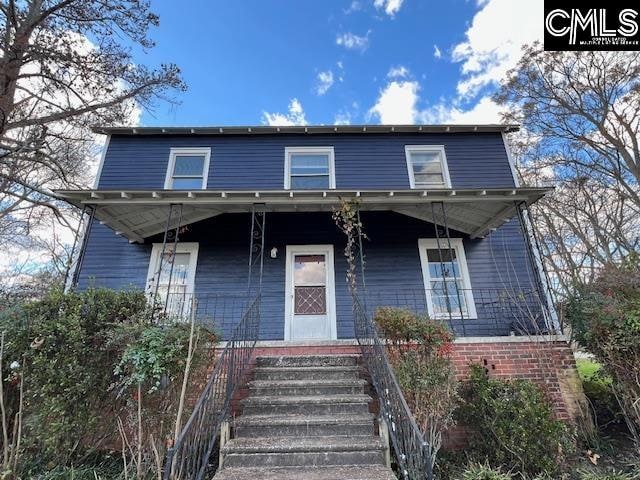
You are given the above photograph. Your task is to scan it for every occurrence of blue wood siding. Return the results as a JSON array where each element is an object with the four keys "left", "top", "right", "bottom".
[
  {"left": 98, "top": 133, "right": 515, "bottom": 190},
  {"left": 77, "top": 211, "right": 539, "bottom": 339}
]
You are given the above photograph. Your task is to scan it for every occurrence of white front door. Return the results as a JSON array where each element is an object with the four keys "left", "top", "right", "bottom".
[{"left": 285, "top": 245, "right": 337, "bottom": 341}]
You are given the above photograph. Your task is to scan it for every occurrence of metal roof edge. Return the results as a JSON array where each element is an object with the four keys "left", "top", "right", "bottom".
[{"left": 91, "top": 124, "right": 521, "bottom": 136}]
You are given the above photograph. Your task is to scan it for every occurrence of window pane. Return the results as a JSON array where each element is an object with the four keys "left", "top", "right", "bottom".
[
  {"left": 290, "top": 154, "right": 329, "bottom": 175},
  {"left": 294, "top": 286, "right": 327, "bottom": 315},
  {"left": 410, "top": 151, "right": 444, "bottom": 186},
  {"left": 173, "top": 155, "right": 205, "bottom": 176},
  {"left": 158, "top": 253, "right": 190, "bottom": 285},
  {"left": 294, "top": 255, "right": 326, "bottom": 285},
  {"left": 426, "top": 248, "right": 456, "bottom": 263},
  {"left": 291, "top": 175, "right": 330, "bottom": 189},
  {"left": 171, "top": 177, "right": 203, "bottom": 189},
  {"left": 415, "top": 173, "right": 444, "bottom": 185}
]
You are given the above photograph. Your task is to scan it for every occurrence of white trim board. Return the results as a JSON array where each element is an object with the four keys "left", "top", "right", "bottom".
[
  {"left": 284, "top": 244, "right": 338, "bottom": 341},
  {"left": 405, "top": 145, "right": 451, "bottom": 189},
  {"left": 164, "top": 147, "right": 211, "bottom": 190},
  {"left": 284, "top": 146, "right": 336, "bottom": 190},
  {"left": 418, "top": 238, "right": 478, "bottom": 319}
]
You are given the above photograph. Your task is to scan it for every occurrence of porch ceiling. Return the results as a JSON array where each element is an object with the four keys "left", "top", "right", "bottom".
[{"left": 55, "top": 187, "right": 551, "bottom": 243}]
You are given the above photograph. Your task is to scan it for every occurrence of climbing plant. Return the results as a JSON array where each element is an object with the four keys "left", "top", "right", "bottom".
[{"left": 332, "top": 199, "right": 368, "bottom": 294}]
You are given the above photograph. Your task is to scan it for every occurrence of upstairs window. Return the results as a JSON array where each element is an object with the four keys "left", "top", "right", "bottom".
[
  {"left": 165, "top": 147, "right": 211, "bottom": 189},
  {"left": 285, "top": 147, "right": 335, "bottom": 189},
  {"left": 405, "top": 145, "right": 451, "bottom": 189}
]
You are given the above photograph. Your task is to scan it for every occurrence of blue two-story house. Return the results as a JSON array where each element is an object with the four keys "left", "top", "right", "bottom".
[
  {"left": 57, "top": 125, "right": 584, "bottom": 480},
  {"left": 59, "top": 124, "right": 557, "bottom": 341}
]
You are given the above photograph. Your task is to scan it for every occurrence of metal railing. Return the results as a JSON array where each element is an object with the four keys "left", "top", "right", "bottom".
[
  {"left": 153, "top": 292, "right": 254, "bottom": 337},
  {"left": 163, "top": 294, "right": 261, "bottom": 480},
  {"left": 352, "top": 294, "right": 435, "bottom": 479},
  {"left": 361, "top": 287, "right": 550, "bottom": 336}
]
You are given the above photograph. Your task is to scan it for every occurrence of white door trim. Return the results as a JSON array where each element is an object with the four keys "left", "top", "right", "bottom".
[{"left": 284, "top": 244, "right": 337, "bottom": 341}]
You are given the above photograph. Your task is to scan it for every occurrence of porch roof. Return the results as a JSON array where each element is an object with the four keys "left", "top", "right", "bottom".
[{"left": 55, "top": 187, "right": 551, "bottom": 243}]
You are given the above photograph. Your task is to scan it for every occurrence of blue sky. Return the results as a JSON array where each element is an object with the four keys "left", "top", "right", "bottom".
[{"left": 134, "top": 0, "right": 543, "bottom": 126}]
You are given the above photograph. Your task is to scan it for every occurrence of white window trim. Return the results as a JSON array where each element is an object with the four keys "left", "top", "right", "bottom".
[
  {"left": 284, "top": 146, "right": 336, "bottom": 190},
  {"left": 145, "top": 242, "right": 199, "bottom": 295},
  {"left": 164, "top": 147, "right": 211, "bottom": 189},
  {"left": 405, "top": 145, "right": 451, "bottom": 189},
  {"left": 418, "top": 238, "right": 477, "bottom": 319}
]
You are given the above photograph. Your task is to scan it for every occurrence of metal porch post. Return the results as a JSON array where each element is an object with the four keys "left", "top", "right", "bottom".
[
  {"left": 430, "top": 202, "right": 467, "bottom": 335},
  {"left": 69, "top": 205, "right": 96, "bottom": 290},
  {"left": 151, "top": 204, "right": 175, "bottom": 321},
  {"left": 163, "top": 203, "right": 184, "bottom": 314},
  {"left": 516, "top": 201, "right": 560, "bottom": 333},
  {"left": 247, "top": 205, "right": 266, "bottom": 296},
  {"left": 356, "top": 209, "right": 367, "bottom": 305}
]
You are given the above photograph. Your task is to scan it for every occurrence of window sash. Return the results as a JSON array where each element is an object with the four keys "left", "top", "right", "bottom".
[
  {"left": 285, "top": 147, "right": 335, "bottom": 189},
  {"left": 419, "top": 239, "right": 476, "bottom": 319},
  {"left": 405, "top": 146, "right": 450, "bottom": 189},
  {"left": 165, "top": 149, "right": 210, "bottom": 190}
]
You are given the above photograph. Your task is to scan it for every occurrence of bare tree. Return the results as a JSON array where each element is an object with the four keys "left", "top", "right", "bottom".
[
  {"left": 0, "top": 0, "right": 185, "bottom": 251},
  {"left": 496, "top": 44, "right": 640, "bottom": 297}
]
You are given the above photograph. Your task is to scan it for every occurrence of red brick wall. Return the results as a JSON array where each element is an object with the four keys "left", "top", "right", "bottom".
[{"left": 220, "top": 339, "right": 585, "bottom": 447}]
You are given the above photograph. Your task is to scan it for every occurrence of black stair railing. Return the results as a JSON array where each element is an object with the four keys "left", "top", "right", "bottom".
[
  {"left": 163, "top": 294, "right": 261, "bottom": 480},
  {"left": 352, "top": 294, "right": 435, "bottom": 480}
]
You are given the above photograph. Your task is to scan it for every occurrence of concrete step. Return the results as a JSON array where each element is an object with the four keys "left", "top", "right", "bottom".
[
  {"left": 240, "top": 394, "right": 372, "bottom": 416},
  {"left": 234, "top": 413, "right": 375, "bottom": 437},
  {"left": 213, "top": 465, "right": 397, "bottom": 480},
  {"left": 252, "top": 366, "right": 361, "bottom": 381},
  {"left": 248, "top": 378, "right": 367, "bottom": 396},
  {"left": 256, "top": 355, "right": 360, "bottom": 368},
  {"left": 221, "top": 436, "right": 386, "bottom": 468}
]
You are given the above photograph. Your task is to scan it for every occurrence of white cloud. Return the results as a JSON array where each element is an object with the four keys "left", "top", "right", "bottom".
[
  {"left": 262, "top": 98, "right": 308, "bottom": 126},
  {"left": 368, "top": 80, "right": 419, "bottom": 124},
  {"left": 452, "top": 0, "right": 542, "bottom": 98},
  {"left": 344, "top": 1, "right": 362, "bottom": 14},
  {"left": 433, "top": 44, "right": 442, "bottom": 59},
  {"left": 387, "top": 65, "right": 409, "bottom": 79},
  {"left": 436, "top": 96, "right": 503, "bottom": 124},
  {"left": 334, "top": 112, "right": 352, "bottom": 125},
  {"left": 315, "top": 70, "right": 334, "bottom": 95},
  {"left": 336, "top": 31, "right": 370, "bottom": 52},
  {"left": 374, "top": 0, "right": 404, "bottom": 17}
]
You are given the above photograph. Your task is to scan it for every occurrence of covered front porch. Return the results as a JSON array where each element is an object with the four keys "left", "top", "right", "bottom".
[{"left": 58, "top": 188, "right": 555, "bottom": 340}]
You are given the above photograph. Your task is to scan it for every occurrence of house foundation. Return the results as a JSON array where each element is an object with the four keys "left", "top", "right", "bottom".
[{"left": 226, "top": 336, "right": 585, "bottom": 433}]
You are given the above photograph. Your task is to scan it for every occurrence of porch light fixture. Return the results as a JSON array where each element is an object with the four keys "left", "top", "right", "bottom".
[{"left": 270, "top": 247, "right": 278, "bottom": 259}]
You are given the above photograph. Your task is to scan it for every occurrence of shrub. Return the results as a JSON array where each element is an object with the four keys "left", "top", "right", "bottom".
[
  {"left": 0, "top": 288, "right": 216, "bottom": 474},
  {"left": 568, "top": 254, "right": 640, "bottom": 446},
  {"left": 374, "top": 306, "right": 457, "bottom": 475},
  {"left": 459, "top": 463, "right": 513, "bottom": 480},
  {"left": 459, "top": 365, "right": 572, "bottom": 477},
  {"left": 577, "top": 359, "right": 623, "bottom": 431}
]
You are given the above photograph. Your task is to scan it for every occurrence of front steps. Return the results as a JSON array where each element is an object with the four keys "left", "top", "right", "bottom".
[{"left": 214, "top": 355, "right": 396, "bottom": 480}]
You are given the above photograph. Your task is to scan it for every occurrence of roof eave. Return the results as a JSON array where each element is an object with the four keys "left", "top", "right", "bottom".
[{"left": 91, "top": 124, "right": 520, "bottom": 136}]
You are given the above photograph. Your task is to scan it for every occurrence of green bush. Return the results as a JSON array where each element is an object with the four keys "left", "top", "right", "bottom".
[
  {"left": 567, "top": 254, "right": 640, "bottom": 445},
  {"left": 459, "top": 463, "right": 513, "bottom": 480},
  {"left": 577, "top": 359, "right": 623, "bottom": 430},
  {"left": 0, "top": 288, "right": 216, "bottom": 473},
  {"left": 374, "top": 306, "right": 457, "bottom": 475},
  {"left": 459, "top": 365, "right": 573, "bottom": 477}
]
